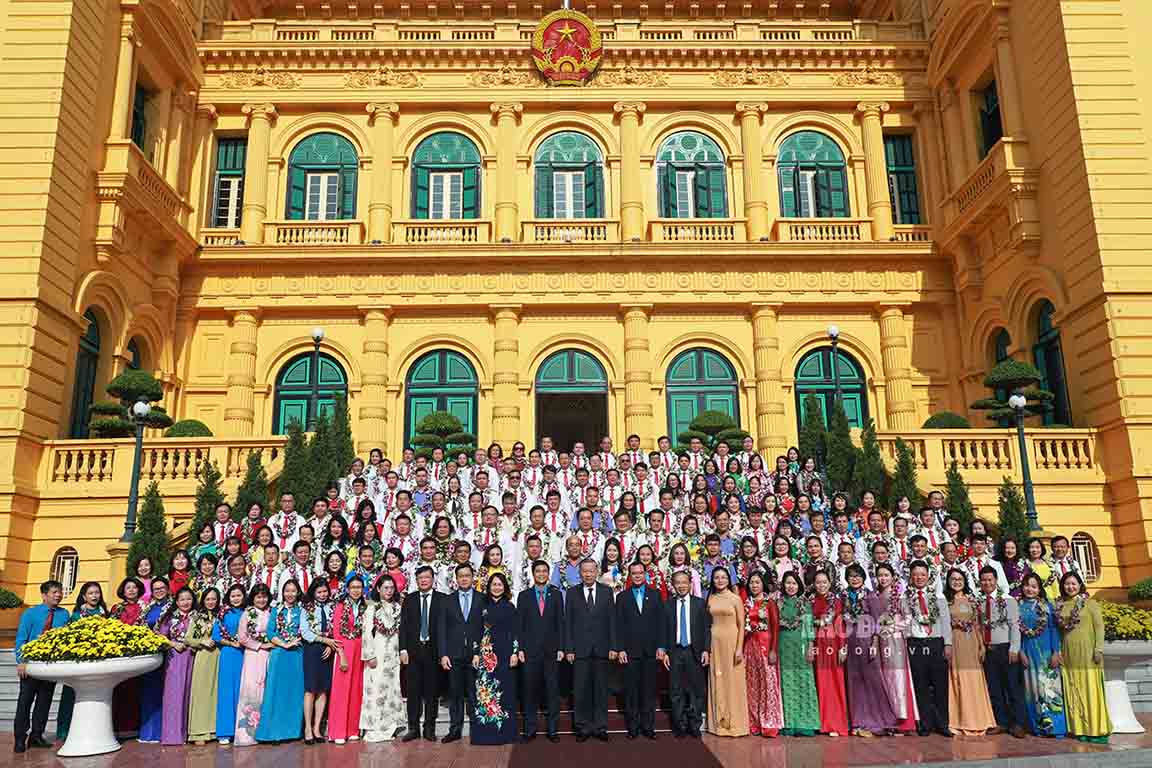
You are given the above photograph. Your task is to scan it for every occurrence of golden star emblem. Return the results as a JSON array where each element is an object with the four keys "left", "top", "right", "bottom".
[{"left": 556, "top": 23, "right": 578, "bottom": 42}]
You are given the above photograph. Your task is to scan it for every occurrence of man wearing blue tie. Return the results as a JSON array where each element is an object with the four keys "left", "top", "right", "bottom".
[
  {"left": 614, "top": 562, "right": 666, "bottom": 740},
  {"left": 662, "top": 570, "right": 710, "bottom": 738}
]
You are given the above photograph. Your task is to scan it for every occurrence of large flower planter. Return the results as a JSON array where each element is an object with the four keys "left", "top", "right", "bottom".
[
  {"left": 26, "top": 654, "right": 163, "bottom": 757},
  {"left": 1102, "top": 640, "right": 1152, "bottom": 734}
]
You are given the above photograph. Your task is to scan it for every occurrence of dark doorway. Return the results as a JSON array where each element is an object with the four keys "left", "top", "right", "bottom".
[{"left": 536, "top": 393, "right": 608, "bottom": 453}]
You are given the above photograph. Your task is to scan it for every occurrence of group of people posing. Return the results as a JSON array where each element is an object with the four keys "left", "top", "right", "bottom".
[{"left": 11, "top": 434, "right": 1113, "bottom": 752}]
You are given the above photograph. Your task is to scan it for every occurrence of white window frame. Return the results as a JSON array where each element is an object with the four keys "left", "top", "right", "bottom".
[
  {"left": 305, "top": 171, "right": 340, "bottom": 221},
  {"left": 213, "top": 175, "right": 243, "bottom": 228},
  {"left": 797, "top": 169, "right": 818, "bottom": 218},
  {"left": 429, "top": 171, "right": 464, "bottom": 220},
  {"left": 674, "top": 169, "right": 696, "bottom": 219},
  {"left": 552, "top": 170, "right": 587, "bottom": 220},
  {"left": 51, "top": 547, "right": 79, "bottom": 596}
]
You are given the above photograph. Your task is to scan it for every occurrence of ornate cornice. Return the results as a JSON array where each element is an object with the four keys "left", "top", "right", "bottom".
[
  {"left": 469, "top": 66, "right": 542, "bottom": 88},
  {"left": 713, "top": 66, "right": 788, "bottom": 88},
  {"left": 832, "top": 65, "right": 906, "bottom": 87},
  {"left": 221, "top": 65, "right": 300, "bottom": 89},
  {"left": 343, "top": 65, "right": 421, "bottom": 88},
  {"left": 596, "top": 65, "right": 668, "bottom": 87}
]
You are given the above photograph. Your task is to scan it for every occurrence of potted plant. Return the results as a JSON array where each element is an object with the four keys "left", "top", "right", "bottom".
[
  {"left": 21, "top": 617, "right": 168, "bottom": 756},
  {"left": 1100, "top": 600, "right": 1152, "bottom": 734}
]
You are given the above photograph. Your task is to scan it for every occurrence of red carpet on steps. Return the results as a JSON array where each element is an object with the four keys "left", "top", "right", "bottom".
[{"left": 509, "top": 735, "right": 724, "bottom": 768}]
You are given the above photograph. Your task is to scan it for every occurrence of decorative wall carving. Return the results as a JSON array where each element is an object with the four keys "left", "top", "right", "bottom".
[
  {"left": 344, "top": 66, "right": 421, "bottom": 88},
  {"left": 832, "top": 66, "right": 905, "bottom": 87},
  {"left": 220, "top": 65, "right": 301, "bottom": 89},
  {"left": 596, "top": 65, "right": 669, "bottom": 87},
  {"left": 712, "top": 66, "right": 789, "bottom": 88},
  {"left": 469, "top": 66, "right": 543, "bottom": 88}
]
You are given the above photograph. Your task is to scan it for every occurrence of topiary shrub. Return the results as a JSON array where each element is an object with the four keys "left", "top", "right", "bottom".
[
  {"left": 0, "top": 587, "right": 22, "bottom": 609},
  {"left": 676, "top": 411, "right": 750, "bottom": 453},
  {"left": 411, "top": 412, "right": 475, "bottom": 457},
  {"left": 923, "top": 412, "right": 971, "bottom": 429},
  {"left": 165, "top": 419, "right": 213, "bottom": 438},
  {"left": 1129, "top": 577, "right": 1152, "bottom": 602},
  {"left": 972, "top": 359, "right": 1053, "bottom": 424},
  {"left": 105, "top": 369, "right": 164, "bottom": 403}
]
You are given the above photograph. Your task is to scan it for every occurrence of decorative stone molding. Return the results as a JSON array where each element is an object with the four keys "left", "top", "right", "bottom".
[
  {"left": 469, "top": 66, "right": 543, "bottom": 88},
  {"left": 832, "top": 66, "right": 905, "bottom": 87},
  {"left": 596, "top": 65, "right": 668, "bottom": 87},
  {"left": 220, "top": 65, "right": 301, "bottom": 89},
  {"left": 344, "top": 66, "right": 421, "bottom": 89},
  {"left": 713, "top": 66, "right": 788, "bottom": 88}
]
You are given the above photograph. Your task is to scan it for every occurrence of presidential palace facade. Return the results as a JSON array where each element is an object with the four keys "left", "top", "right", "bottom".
[{"left": 0, "top": 0, "right": 1150, "bottom": 601}]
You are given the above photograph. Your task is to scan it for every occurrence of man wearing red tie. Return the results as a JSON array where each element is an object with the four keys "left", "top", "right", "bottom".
[
  {"left": 251, "top": 544, "right": 284, "bottom": 595},
  {"left": 279, "top": 540, "right": 317, "bottom": 597},
  {"left": 1050, "top": 536, "right": 1081, "bottom": 579},
  {"left": 904, "top": 561, "right": 952, "bottom": 737},
  {"left": 654, "top": 435, "right": 678, "bottom": 475},
  {"left": 622, "top": 434, "right": 645, "bottom": 468},
  {"left": 596, "top": 436, "right": 618, "bottom": 470},
  {"left": 963, "top": 534, "right": 1009, "bottom": 593},
  {"left": 977, "top": 568, "right": 1028, "bottom": 738},
  {"left": 537, "top": 435, "right": 559, "bottom": 469}
]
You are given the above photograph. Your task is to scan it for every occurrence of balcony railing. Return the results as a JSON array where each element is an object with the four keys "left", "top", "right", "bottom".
[
  {"left": 264, "top": 220, "right": 364, "bottom": 246},
  {"left": 98, "top": 140, "right": 188, "bottom": 228},
  {"left": 649, "top": 219, "right": 746, "bottom": 243},
  {"left": 774, "top": 218, "right": 869, "bottom": 242},
  {"left": 522, "top": 219, "right": 619, "bottom": 244},
  {"left": 394, "top": 219, "right": 491, "bottom": 244},
  {"left": 201, "top": 227, "right": 241, "bottom": 246},
  {"left": 893, "top": 224, "right": 933, "bottom": 243}
]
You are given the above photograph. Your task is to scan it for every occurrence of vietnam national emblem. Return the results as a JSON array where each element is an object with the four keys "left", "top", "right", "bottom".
[{"left": 531, "top": 9, "right": 603, "bottom": 86}]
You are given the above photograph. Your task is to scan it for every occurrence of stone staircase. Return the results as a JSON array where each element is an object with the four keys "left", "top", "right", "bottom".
[{"left": 0, "top": 650, "right": 60, "bottom": 734}]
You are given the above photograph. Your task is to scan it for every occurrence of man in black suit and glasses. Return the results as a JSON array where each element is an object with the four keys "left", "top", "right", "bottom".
[
  {"left": 662, "top": 569, "right": 711, "bottom": 738},
  {"left": 615, "top": 561, "right": 667, "bottom": 740},
  {"left": 564, "top": 558, "right": 617, "bottom": 742},
  {"left": 517, "top": 558, "right": 566, "bottom": 742},
  {"left": 437, "top": 562, "right": 486, "bottom": 743},
  {"left": 399, "top": 565, "right": 444, "bottom": 741}
]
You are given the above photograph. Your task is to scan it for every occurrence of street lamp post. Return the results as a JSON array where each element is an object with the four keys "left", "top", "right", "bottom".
[
  {"left": 1009, "top": 392, "right": 1040, "bottom": 531},
  {"left": 828, "top": 325, "right": 842, "bottom": 405},
  {"left": 308, "top": 327, "right": 325, "bottom": 431},
  {"left": 121, "top": 397, "right": 152, "bottom": 542}
]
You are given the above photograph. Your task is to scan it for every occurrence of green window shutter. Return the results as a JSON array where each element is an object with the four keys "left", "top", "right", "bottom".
[
  {"left": 828, "top": 167, "right": 849, "bottom": 217},
  {"left": 814, "top": 169, "right": 832, "bottom": 218},
  {"left": 584, "top": 163, "right": 603, "bottom": 218},
  {"left": 778, "top": 165, "right": 797, "bottom": 217},
  {"left": 693, "top": 165, "right": 712, "bottom": 218},
  {"left": 412, "top": 166, "right": 430, "bottom": 219},
  {"left": 217, "top": 138, "right": 247, "bottom": 172},
  {"left": 461, "top": 165, "right": 480, "bottom": 219},
  {"left": 338, "top": 165, "right": 357, "bottom": 219},
  {"left": 709, "top": 166, "right": 728, "bottom": 218},
  {"left": 658, "top": 165, "right": 677, "bottom": 218},
  {"left": 693, "top": 165, "right": 727, "bottom": 218},
  {"left": 286, "top": 164, "right": 306, "bottom": 220},
  {"left": 534, "top": 163, "right": 554, "bottom": 217}
]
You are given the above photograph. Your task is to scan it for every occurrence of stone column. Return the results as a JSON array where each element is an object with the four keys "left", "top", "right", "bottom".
[
  {"left": 359, "top": 306, "right": 392, "bottom": 454},
  {"left": 856, "top": 101, "right": 894, "bottom": 241},
  {"left": 110, "top": 15, "right": 139, "bottom": 140},
  {"left": 621, "top": 305, "right": 654, "bottom": 446},
  {"left": 239, "top": 103, "right": 276, "bottom": 244},
  {"left": 490, "top": 103, "right": 523, "bottom": 242},
  {"left": 165, "top": 88, "right": 189, "bottom": 188},
  {"left": 912, "top": 102, "right": 941, "bottom": 216},
  {"left": 366, "top": 103, "right": 399, "bottom": 243},
  {"left": 750, "top": 304, "right": 788, "bottom": 455},
  {"left": 491, "top": 305, "right": 522, "bottom": 445},
  {"left": 224, "top": 309, "right": 260, "bottom": 435},
  {"left": 993, "top": 12, "right": 1027, "bottom": 140},
  {"left": 614, "top": 102, "right": 646, "bottom": 241},
  {"left": 878, "top": 305, "right": 917, "bottom": 430},
  {"left": 192, "top": 103, "right": 218, "bottom": 212},
  {"left": 736, "top": 103, "right": 770, "bottom": 241}
]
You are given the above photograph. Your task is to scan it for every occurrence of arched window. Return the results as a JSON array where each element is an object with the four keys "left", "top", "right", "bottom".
[
  {"left": 794, "top": 347, "right": 868, "bottom": 429},
  {"left": 69, "top": 309, "right": 101, "bottom": 438},
  {"left": 405, "top": 350, "right": 479, "bottom": 446},
  {"left": 285, "top": 132, "right": 359, "bottom": 221},
  {"left": 51, "top": 546, "right": 79, "bottom": 596},
  {"left": 656, "top": 131, "right": 728, "bottom": 218},
  {"left": 411, "top": 132, "right": 482, "bottom": 220},
  {"left": 777, "top": 131, "right": 850, "bottom": 218},
  {"left": 666, "top": 348, "right": 740, "bottom": 439},
  {"left": 126, "top": 337, "right": 142, "bottom": 371},
  {"left": 535, "top": 350, "right": 609, "bottom": 450},
  {"left": 272, "top": 352, "right": 348, "bottom": 434},
  {"left": 1071, "top": 532, "right": 1100, "bottom": 582},
  {"left": 1032, "top": 300, "right": 1071, "bottom": 425},
  {"left": 533, "top": 132, "right": 604, "bottom": 219}
]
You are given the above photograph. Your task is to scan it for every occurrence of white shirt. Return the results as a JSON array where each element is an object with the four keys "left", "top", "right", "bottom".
[
  {"left": 905, "top": 589, "right": 953, "bottom": 644},
  {"left": 963, "top": 555, "right": 1009, "bottom": 593}
]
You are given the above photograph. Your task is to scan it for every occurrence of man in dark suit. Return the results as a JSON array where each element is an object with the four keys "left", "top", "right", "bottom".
[
  {"left": 517, "top": 558, "right": 565, "bottom": 742},
  {"left": 437, "top": 562, "right": 486, "bottom": 743},
  {"left": 615, "top": 562, "right": 666, "bottom": 740},
  {"left": 399, "top": 565, "right": 444, "bottom": 742},
  {"left": 662, "top": 569, "right": 710, "bottom": 738},
  {"left": 564, "top": 558, "right": 616, "bottom": 742}
]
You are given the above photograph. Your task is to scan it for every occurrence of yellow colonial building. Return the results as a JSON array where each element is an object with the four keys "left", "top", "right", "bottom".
[{"left": 1, "top": 0, "right": 1150, "bottom": 601}]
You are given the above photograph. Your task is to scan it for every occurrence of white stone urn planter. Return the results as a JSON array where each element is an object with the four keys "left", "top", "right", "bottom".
[
  {"left": 26, "top": 654, "right": 163, "bottom": 757},
  {"left": 1102, "top": 640, "right": 1152, "bottom": 734}
]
